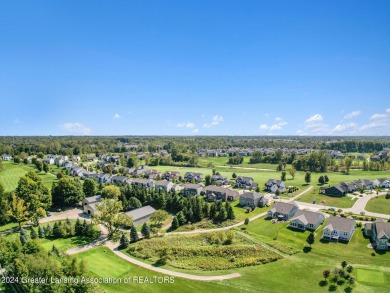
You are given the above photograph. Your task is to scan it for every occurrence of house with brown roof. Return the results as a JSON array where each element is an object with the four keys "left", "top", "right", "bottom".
[
  {"left": 239, "top": 192, "right": 268, "bottom": 208},
  {"left": 322, "top": 215, "right": 355, "bottom": 242}
]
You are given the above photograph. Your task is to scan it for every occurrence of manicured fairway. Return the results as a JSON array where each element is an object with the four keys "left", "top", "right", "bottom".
[
  {"left": 357, "top": 269, "right": 385, "bottom": 285},
  {"left": 365, "top": 195, "right": 390, "bottom": 215},
  {"left": 0, "top": 161, "right": 30, "bottom": 192}
]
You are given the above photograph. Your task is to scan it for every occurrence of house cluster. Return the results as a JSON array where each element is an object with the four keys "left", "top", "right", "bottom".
[
  {"left": 197, "top": 148, "right": 348, "bottom": 157},
  {"left": 321, "top": 178, "right": 390, "bottom": 196},
  {"left": 370, "top": 149, "right": 389, "bottom": 162}
]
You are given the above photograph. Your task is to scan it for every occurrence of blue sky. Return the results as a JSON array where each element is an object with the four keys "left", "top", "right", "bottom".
[{"left": 0, "top": 1, "right": 389, "bottom": 136}]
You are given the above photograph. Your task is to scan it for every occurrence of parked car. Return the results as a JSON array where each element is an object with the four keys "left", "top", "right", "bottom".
[
  {"left": 46, "top": 211, "right": 51, "bottom": 216},
  {"left": 327, "top": 207, "right": 336, "bottom": 211}
]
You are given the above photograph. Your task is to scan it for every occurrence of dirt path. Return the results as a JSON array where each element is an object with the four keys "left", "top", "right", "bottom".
[{"left": 104, "top": 241, "right": 241, "bottom": 281}]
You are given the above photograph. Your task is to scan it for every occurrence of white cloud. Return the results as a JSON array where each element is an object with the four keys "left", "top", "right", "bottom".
[
  {"left": 259, "top": 124, "right": 269, "bottom": 130},
  {"left": 360, "top": 120, "right": 389, "bottom": 131},
  {"left": 332, "top": 123, "right": 358, "bottom": 132},
  {"left": 175, "top": 122, "right": 195, "bottom": 128},
  {"left": 192, "top": 128, "right": 199, "bottom": 134},
  {"left": 259, "top": 117, "right": 287, "bottom": 132},
  {"left": 386, "top": 108, "right": 390, "bottom": 113},
  {"left": 305, "top": 114, "right": 323, "bottom": 124},
  {"left": 296, "top": 130, "right": 306, "bottom": 135},
  {"left": 203, "top": 115, "right": 224, "bottom": 128},
  {"left": 369, "top": 113, "right": 388, "bottom": 120},
  {"left": 344, "top": 110, "right": 362, "bottom": 119},
  {"left": 59, "top": 122, "right": 91, "bottom": 135},
  {"left": 113, "top": 113, "right": 122, "bottom": 119}
]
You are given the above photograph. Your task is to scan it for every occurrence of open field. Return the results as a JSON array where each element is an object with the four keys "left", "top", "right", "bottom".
[
  {"left": 198, "top": 156, "right": 291, "bottom": 170},
  {"left": 0, "top": 161, "right": 64, "bottom": 192},
  {"left": 297, "top": 187, "right": 357, "bottom": 208},
  {"left": 365, "top": 195, "right": 390, "bottom": 215}
]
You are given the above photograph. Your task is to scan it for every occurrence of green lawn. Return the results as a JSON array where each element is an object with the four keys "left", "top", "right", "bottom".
[
  {"left": 198, "top": 156, "right": 289, "bottom": 170},
  {"left": 365, "top": 195, "right": 390, "bottom": 215},
  {"left": 0, "top": 222, "right": 18, "bottom": 232},
  {"left": 0, "top": 161, "right": 62, "bottom": 192},
  {"left": 76, "top": 247, "right": 227, "bottom": 293},
  {"left": 356, "top": 268, "right": 385, "bottom": 285},
  {"left": 297, "top": 187, "right": 357, "bottom": 208}
]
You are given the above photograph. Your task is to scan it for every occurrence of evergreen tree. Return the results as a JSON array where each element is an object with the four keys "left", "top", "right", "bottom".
[
  {"left": 304, "top": 171, "right": 311, "bottom": 184},
  {"left": 232, "top": 172, "right": 237, "bottom": 179},
  {"left": 176, "top": 211, "right": 186, "bottom": 225},
  {"left": 281, "top": 171, "right": 286, "bottom": 181},
  {"left": 20, "top": 234, "right": 27, "bottom": 245},
  {"left": 141, "top": 223, "right": 151, "bottom": 239},
  {"left": 38, "top": 225, "right": 45, "bottom": 238},
  {"left": 202, "top": 204, "right": 209, "bottom": 218},
  {"left": 44, "top": 223, "right": 52, "bottom": 237},
  {"left": 119, "top": 233, "right": 130, "bottom": 249},
  {"left": 306, "top": 232, "right": 315, "bottom": 247},
  {"left": 130, "top": 225, "right": 139, "bottom": 242},
  {"left": 171, "top": 217, "right": 179, "bottom": 230},
  {"left": 324, "top": 175, "right": 329, "bottom": 183},
  {"left": 82, "top": 219, "right": 88, "bottom": 235},
  {"left": 226, "top": 202, "right": 235, "bottom": 220},
  {"left": 30, "top": 227, "right": 38, "bottom": 239},
  {"left": 75, "top": 218, "right": 83, "bottom": 236},
  {"left": 217, "top": 207, "right": 227, "bottom": 222},
  {"left": 205, "top": 175, "right": 211, "bottom": 186},
  {"left": 52, "top": 221, "right": 61, "bottom": 238},
  {"left": 20, "top": 227, "right": 29, "bottom": 239}
]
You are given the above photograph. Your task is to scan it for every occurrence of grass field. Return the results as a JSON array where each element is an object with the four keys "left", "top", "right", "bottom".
[
  {"left": 0, "top": 161, "right": 62, "bottom": 192},
  {"left": 297, "top": 187, "right": 357, "bottom": 208},
  {"left": 356, "top": 268, "right": 385, "bottom": 285},
  {"left": 198, "top": 156, "right": 290, "bottom": 170},
  {"left": 365, "top": 195, "right": 390, "bottom": 215}
]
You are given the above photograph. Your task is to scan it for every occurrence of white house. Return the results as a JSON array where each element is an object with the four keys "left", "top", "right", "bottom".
[
  {"left": 373, "top": 178, "right": 390, "bottom": 189},
  {"left": 322, "top": 215, "right": 355, "bottom": 242},
  {"left": 43, "top": 158, "right": 55, "bottom": 165},
  {"left": 289, "top": 210, "right": 325, "bottom": 231},
  {"left": 1, "top": 154, "right": 12, "bottom": 161},
  {"left": 265, "top": 179, "right": 286, "bottom": 193}
]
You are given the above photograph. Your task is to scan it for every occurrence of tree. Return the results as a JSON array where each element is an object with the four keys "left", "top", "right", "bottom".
[
  {"left": 288, "top": 167, "right": 296, "bottom": 179},
  {"left": 171, "top": 217, "right": 179, "bottom": 230},
  {"left": 226, "top": 202, "right": 235, "bottom": 220},
  {"left": 324, "top": 175, "right": 329, "bottom": 183},
  {"left": 0, "top": 183, "right": 10, "bottom": 225},
  {"left": 341, "top": 260, "right": 348, "bottom": 270},
  {"left": 232, "top": 172, "right": 237, "bottom": 179},
  {"left": 348, "top": 277, "right": 355, "bottom": 288},
  {"left": 74, "top": 218, "right": 83, "bottom": 236},
  {"left": 38, "top": 225, "right": 45, "bottom": 238},
  {"left": 83, "top": 178, "right": 98, "bottom": 197},
  {"left": 93, "top": 198, "right": 132, "bottom": 237},
  {"left": 141, "top": 222, "right": 151, "bottom": 239},
  {"left": 346, "top": 265, "right": 353, "bottom": 273},
  {"left": 119, "top": 233, "right": 129, "bottom": 249},
  {"left": 244, "top": 218, "right": 250, "bottom": 225},
  {"left": 344, "top": 157, "right": 353, "bottom": 174},
  {"left": 130, "top": 225, "right": 139, "bottom": 242},
  {"left": 30, "top": 227, "right": 38, "bottom": 239},
  {"left": 42, "top": 163, "right": 49, "bottom": 173},
  {"left": 127, "top": 156, "right": 139, "bottom": 168},
  {"left": 205, "top": 174, "right": 211, "bottom": 186},
  {"left": 323, "top": 269, "right": 330, "bottom": 282},
  {"left": 7, "top": 193, "right": 30, "bottom": 228},
  {"left": 176, "top": 211, "right": 186, "bottom": 225},
  {"left": 128, "top": 197, "right": 142, "bottom": 210},
  {"left": 52, "top": 221, "right": 61, "bottom": 238},
  {"left": 318, "top": 175, "right": 325, "bottom": 185},
  {"left": 101, "top": 185, "right": 121, "bottom": 199},
  {"left": 281, "top": 171, "right": 286, "bottom": 181},
  {"left": 304, "top": 171, "right": 311, "bottom": 184},
  {"left": 151, "top": 210, "right": 169, "bottom": 227},
  {"left": 51, "top": 178, "right": 84, "bottom": 207},
  {"left": 306, "top": 232, "right": 315, "bottom": 247}
]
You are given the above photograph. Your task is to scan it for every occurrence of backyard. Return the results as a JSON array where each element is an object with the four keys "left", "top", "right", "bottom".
[{"left": 365, "top": 195, "right": 390, "bottom": 215}]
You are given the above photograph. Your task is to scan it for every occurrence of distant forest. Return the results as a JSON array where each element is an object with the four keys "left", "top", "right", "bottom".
[{"left": 0, "top": 136, "right": 389, "bottom": 156}]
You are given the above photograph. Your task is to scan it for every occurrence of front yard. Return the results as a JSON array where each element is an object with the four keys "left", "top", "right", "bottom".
[
  {"left": 296, "top": 188, "right": 357, "bottom": 208},
  {"left": 365, "top": 195, "right": 390, "bottom": 215}
]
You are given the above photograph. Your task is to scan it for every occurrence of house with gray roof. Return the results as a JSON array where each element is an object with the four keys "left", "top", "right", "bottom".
[
  {"left": 239, "top": 192, "right": 268, "bottom": 208},
  {"left": 211, "top": 175, "right": 230, "bottom": 186},
  {"left": 131, "top": 178, "right": 155, "bottom": 189},
  {"left": 322, "top": 215, "right": 355, "bottom": 242},
  {"left": 364, "top": 219, "right": 390, "bottom": 251},
  {"left": 184, "top": 172, "right": 204, "bottom": 183},
  {"left": 289, "top": 210, "right": 325, "bottom": 231},
  {"left": 205, "top": 185, "right": 239, "bottom": 202},
  {"left": 182, "top": 183, "right": 204, "bottom": 196},
  {"left": 163, "top": 171, "right": 181, "bottom": 182},
  {"left": 267, "top": 201, "right": 299, "bottom": 220},
  {"left": 155, "top": 180, "right": 174, "bottom": 192},
  {"left": 265, "top": 179, "right": 286, "bottom": 193},
  {"left": 1, "top": 154, "right": 12, "bottom": 161},
  {"left": 125, "top": 205, "right": 156, "bottom": 226},
  {"left": 111, "top": 175, "right": 132, "bottom": 185},
  {"left": 235, "top": 176, "right": 258, "bottom": 190},
  {"left": 82, "top": 194, "right": 102, "bottom": 215}
]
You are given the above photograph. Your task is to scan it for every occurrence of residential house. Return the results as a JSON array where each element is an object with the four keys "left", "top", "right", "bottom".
[
  {"left": 70, "top": 166, "right": 86, "bottom": 177},
  {"left": 43, "top": 157, "right": 55, "bottom": 165},
  {"left": 83, "top": 173, "right": 111, "bottom": 184},
  {"left": 64, "top": 162, "right": 73, "bottom": 169},
  {"left": 267, "top": 201, "right": 299, "bottom": 220},
  {"left": 131, "top": 165, "right": 150, "bottom": 177},
  {"left": 265, "top": 179, "right": 286, "bottom": 193},
  {"left": 322, "top": 184, "right": 348, "bottom": 197},
  {"left": 182, "top": 183, "right": 204, "bottom": 196},
  {"left": 239, "top": 192, "right": 268, "bottom": 208},
  {"left": 1, "top": 154, "right": 12, "bottom": 161},
  {"left": 111, "top": 175, "right": 132, "bottom": 185},
  {"left": 322, "top": 215, "right": 356, "bottom": 242},
  {"left": 131, "top": 178, "right": 155, "bottom": 189},
  {"left": 155, "top": 180, "right": 174, "bottom": 192},
  {"left": 125, "top": 205, "right": 156, "bottom": 226},
  {"left": 144, "top": 169, "right": 162, "bottom": 180},
  {"left": 289, "top": 210, "right": 325, "bottom": 231},
  {"left": 83, "top": 195, "right": 102, "bottom": 215},
  {"left": 184, "top": 172, "right": 204, "bottom": 183},
  {"left": 364, "top": 219, "right": 390, "bottom": 251},
  {"left": 204, "top": 185, "right": 239, "bottom": 202},
  {"left": 373, "top": 178, "right": 390, "bottom": 189},
  {"left": 235, "top": 176, "right": 258, "bottom": 190},
  {"left": 211, "top": 175, "right": 230, "bottom": 186},
  {"left": 163, "top": 171, "right": 181, "bottom": 182}
]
